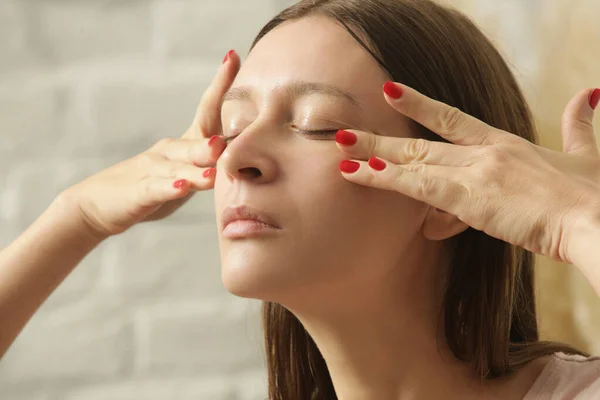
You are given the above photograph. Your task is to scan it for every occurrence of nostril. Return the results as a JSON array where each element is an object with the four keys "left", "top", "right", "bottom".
[{"left": 239, "top": 167, "right": 262, "bottom": 179}]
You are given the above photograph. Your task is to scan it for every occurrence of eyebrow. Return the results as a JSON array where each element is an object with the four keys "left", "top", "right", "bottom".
[{"left": 222, "top": 80, "right": 363, "bottom": 108}]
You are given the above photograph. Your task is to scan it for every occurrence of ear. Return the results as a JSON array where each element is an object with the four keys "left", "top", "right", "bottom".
[{"left": 422, "top": 206, "right": 469, "bottom": 241}]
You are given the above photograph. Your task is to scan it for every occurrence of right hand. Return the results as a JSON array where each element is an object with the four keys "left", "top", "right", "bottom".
[{"left": 59, "top": 50, "right": 241, "bottom": 240}]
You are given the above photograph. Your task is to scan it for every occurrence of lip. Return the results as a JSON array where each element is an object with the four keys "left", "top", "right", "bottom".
[{"left": 221, "top": 205, "right": 281, "bottom": 237}]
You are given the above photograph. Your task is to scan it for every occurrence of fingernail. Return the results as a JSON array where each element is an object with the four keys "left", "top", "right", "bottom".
[
  {"left": 173, "top": 179, "right": 188, "bottom": 189},
  {"left": 368, "top": 156, "right": 386, "bottom": 171},
  {"left": 590, "top": 88, "right": 600, "bottom": 110},
  {"left": 336, "top": 130, "right": 357, "bottom": 146},
  {"left": 208, "top": 135, "right": 219, "bottom": 146},
  {"left": 223, "top": 50, "right": 234, "bottom": 64},
  {"left": 383, "top": 81, "right": 403, "bottom": 99},
  {"left": 339, "top": 160, "right": 360, "bottom": 173},
  {"left": 203, "top": 168, "right": 215, "bottom": 178}
]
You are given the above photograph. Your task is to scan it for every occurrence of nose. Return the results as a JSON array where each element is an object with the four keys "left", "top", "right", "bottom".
[{"left": 218, "top": 121, "right": 279, "bottom": 184}]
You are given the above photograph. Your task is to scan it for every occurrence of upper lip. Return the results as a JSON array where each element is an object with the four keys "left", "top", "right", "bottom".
[{"left": 221, "top": 205, "right": 281, "bottom": 230}]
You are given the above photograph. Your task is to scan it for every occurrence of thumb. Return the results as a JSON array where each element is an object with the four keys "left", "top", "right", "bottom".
[{"left": 561, "top": 88, "right": 599, "bottom": 156}]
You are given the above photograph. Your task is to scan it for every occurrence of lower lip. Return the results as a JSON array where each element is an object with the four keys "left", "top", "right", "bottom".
[{"left": 222, "top": 220, "right": 281, "bottom": 239}]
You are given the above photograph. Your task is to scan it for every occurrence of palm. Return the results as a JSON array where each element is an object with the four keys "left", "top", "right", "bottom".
[{"left": 141, "top": 192, "right": 195, "bottom": 222}]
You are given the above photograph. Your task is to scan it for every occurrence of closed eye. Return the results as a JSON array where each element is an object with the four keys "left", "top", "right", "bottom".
[
  {"left": 295, "top": 129, "right": 339, "bottom": 137},
  {"left": 223, "top": 129, "right": 340, "bottom": 144}
]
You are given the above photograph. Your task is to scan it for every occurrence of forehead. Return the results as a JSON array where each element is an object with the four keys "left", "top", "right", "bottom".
[{"left": 234, "top": 16, "right": 389, "bottom": 98}]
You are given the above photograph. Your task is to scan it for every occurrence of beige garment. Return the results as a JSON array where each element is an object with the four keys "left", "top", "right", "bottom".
[{"left": 524, "top": 352, "right": 600, "bottom": 399}]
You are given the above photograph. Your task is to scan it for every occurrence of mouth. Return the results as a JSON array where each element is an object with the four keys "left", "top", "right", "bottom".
[{"left": 221, "top": 205, "right": 282, "bottom": 239}]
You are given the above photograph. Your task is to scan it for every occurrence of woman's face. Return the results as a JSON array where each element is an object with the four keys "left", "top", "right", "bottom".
[{"left": 214, "top": 16, "right": 431, "bottom": 304}]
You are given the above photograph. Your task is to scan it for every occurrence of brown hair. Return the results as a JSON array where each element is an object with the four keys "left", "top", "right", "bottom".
[{"left": 248, "top": 0, "right": 586, "bottom": 398}]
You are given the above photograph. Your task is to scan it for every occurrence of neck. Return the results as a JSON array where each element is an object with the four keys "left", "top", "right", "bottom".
[
  {"left": 283, "top": 244, "right": 539, "bottom": 400},
  {"left": 292, "top": 262, "right": 477, "bottom": 399}
]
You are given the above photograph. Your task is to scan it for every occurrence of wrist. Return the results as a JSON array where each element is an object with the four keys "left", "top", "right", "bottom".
[
  {"left": 50, "top": 191, "right": 110, "bottom": 247},
  {"left": 567, "top": 199, "right": 600, "bottom": 274}
]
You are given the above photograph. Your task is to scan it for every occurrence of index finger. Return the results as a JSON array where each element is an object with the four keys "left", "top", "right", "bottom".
[
  {"left": 382, "top": 81, "right": 504, "bottom": 146},
  {"left": 183, "top": 50, "right": 241, "bottom": 139}
]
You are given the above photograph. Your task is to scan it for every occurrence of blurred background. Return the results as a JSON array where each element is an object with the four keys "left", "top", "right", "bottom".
[{"left": 0, "top": 0, "right": 599, "bottom": 399}]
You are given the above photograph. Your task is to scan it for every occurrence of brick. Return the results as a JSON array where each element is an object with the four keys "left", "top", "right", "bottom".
[
  {"left": 103, "top": 221, "right": 223, "bottom": 299},
  {"left": 0, "top": 392, "right": 55, "bottom": 400},
  {"left": 0, "top": 295, "right": 133, "bottom": 385},
  {"left": 60, "top": 378, "right": 236, "bottom": 400},
  {"left": 235, "top": 369, "right": 269, "bottom": 400},
  {"left": 0, "top": 1, "right": 34, "bottom": 72},
  {"left": 89, "top": 78, "right": 210, "bottom": 157},
  {"left": 272, "top": 0, "right": 298, "bottom": 10},
  {"left": 0, "top": 158, "right": 122, "bottom": 231},
  {"left": 61, "top": 376, "right": 235, "bottom": 400},
  {"left": 155, "top": 0, "right": 276, "bottom": 62},
  {"left": 0, "top": 85, "right": 68, "bottom": 158},
  {"left": 25, "top": 0, "right": 152, "bottom": 66},
  {"left": 42, "top": 238, "right": 111, "bottom": 309},
  {"left": 133, "top": 297, "right": 264, "bottom": 375}
]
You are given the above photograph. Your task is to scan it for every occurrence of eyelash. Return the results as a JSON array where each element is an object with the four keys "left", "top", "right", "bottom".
[{"left": 223, "top": 129, "right": 339, "bottom": 144}]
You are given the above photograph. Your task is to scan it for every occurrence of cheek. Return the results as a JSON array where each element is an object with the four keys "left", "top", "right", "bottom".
[{"left": 290, "top": 153, "right": 426, "bottom": 263}]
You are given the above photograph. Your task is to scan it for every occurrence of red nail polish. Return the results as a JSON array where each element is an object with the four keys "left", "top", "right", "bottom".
[
  {"left": 203, "top": 168, "right": 215, "bottom": 178},
  {"left": 590, "top": 88, "right": 600, "bottom": 110},
  {"left": 383, "top": 81, "right": 403, "bottom": 99},
  {"left": 173, "top": 179, "right": 188, "bottom": 189},
  {"left": 223, "top": 50, "right": 234, "bottom": 64},
  {"left": 208, "top": 135, "right": 219, "bottom": 146},
  {"left": 336, "top": 130, "right": 357, "bottom": 146},
  {"left": 339, "top": 160, "right": 360, "bottom": 173},
  {"left": 368, "top": 157, "right": 386, "bottom": 171}
]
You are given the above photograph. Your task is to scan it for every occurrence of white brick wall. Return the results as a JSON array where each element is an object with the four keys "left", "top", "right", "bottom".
[
  {"left": 2, "top": 0, "right": 598, "bottom": 399},
  {"left": 0, "top": 1, "right": 292, "bottom": 399}
]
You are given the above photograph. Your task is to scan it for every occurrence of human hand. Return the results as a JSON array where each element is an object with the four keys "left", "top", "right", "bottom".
[
  {"left": 336, "top": 83, "right": 600, "bottom": 266},
  {"left": 58, "top": 50, "right": 240, "bottom": 240}
]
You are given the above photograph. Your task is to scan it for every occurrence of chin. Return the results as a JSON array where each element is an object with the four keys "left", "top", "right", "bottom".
[
  {"left": 220, "top": 254, "right": 283, "bottom": 301},
  {"left": 220, "top": 250, "right": 311, "bottom": 302}
]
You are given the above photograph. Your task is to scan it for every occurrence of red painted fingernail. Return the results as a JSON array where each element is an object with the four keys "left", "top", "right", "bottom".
[
  {"left": 339, "top": 160, "right": 360, "bottom": 173},
  {"left": 383, "top": 81, "right": 403, "bottom": 99},
  {"left": 336, "top": 130, "right": 357, "bottom": 146},
  {"left": 173, "top": 179, "right": 188, "bottom": 189},
  {"left": 368, "top": 157, "right": 386, "bottom": 171},
  {"left": 223, "top": 50, "right": 234, "bottom": 64},
  {"left": 208, "top": 135, "right": 219, "bottom": 146},
  {"left": 590, "top": 88, "right": 600, "bottom": 110},
  {"left": 203, "top": 168, "right": 215, "bottom": 178}
]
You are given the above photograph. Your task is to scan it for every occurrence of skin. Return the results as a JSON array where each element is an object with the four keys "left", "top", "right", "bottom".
[
  {"left": 214, "top": 16, "right": 550, "bottom": 400},
  {"left": 0, "top": 12, "right": 596, "bottom": 399}
]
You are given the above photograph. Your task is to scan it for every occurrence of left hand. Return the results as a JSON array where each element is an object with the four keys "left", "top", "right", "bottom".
[{"left": 337, "top": 83, "right": 600, "bottom": 266}]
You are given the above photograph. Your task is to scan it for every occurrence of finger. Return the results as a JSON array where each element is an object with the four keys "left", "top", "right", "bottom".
[
  {"left": 151, "top": 136, "right": 226, "bottom": 167},
  {"left": 382, "top": 81, "right": 505, "bottom": 146},
  {"left": 184, "top": 49, "right": 241, "bottom": 139},
  {"left": 336, "top": 129, "right": 480, "bottom": 167},
  {"left": 339, "top": 157, "right": 467, "bottom": 215},
  {"left": 147, "top": 159, "right": 217, "bottom": 191},
  {"left": 561, "top": 88, "right": 599, "bottom": 156},
  {"left": 136, "top": 177, "right": 193, "bottom": 210}
]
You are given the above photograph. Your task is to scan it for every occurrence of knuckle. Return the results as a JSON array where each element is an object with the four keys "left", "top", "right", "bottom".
[
  {"left": 368, "top": 134, "right": 380, "bottom": 155},
  {"left": 134, "top": 152, "right": 157, "bottom": 173},
  {"left": 153, "top": 137, "right": 176, "bottom": 150},
  {"left": 564, "top": 115, "right": 594, "bottom": 132},
  {"left": 485, "top": 146, "right": 510, "bottom": 165},
  {"left": 439, "top": 106, "right": 463, "bottom": 133},
  {"left": 417, "top": 177, "right": 438, "bottom": 198},
  {"left": 138, "top": 177, "right": 155, "bottom": 205},
  {"left": 405, "top": 163, "right": 426, "bottom": 174},
  {"left": 166, "top": 163, "right": 180, "bottom": 179},
  {"left": 187, "top": 143, "right": 199, "bottom": 164},
  {"left": 406, "top": 139, "right": 429, "bottom": 162}
]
